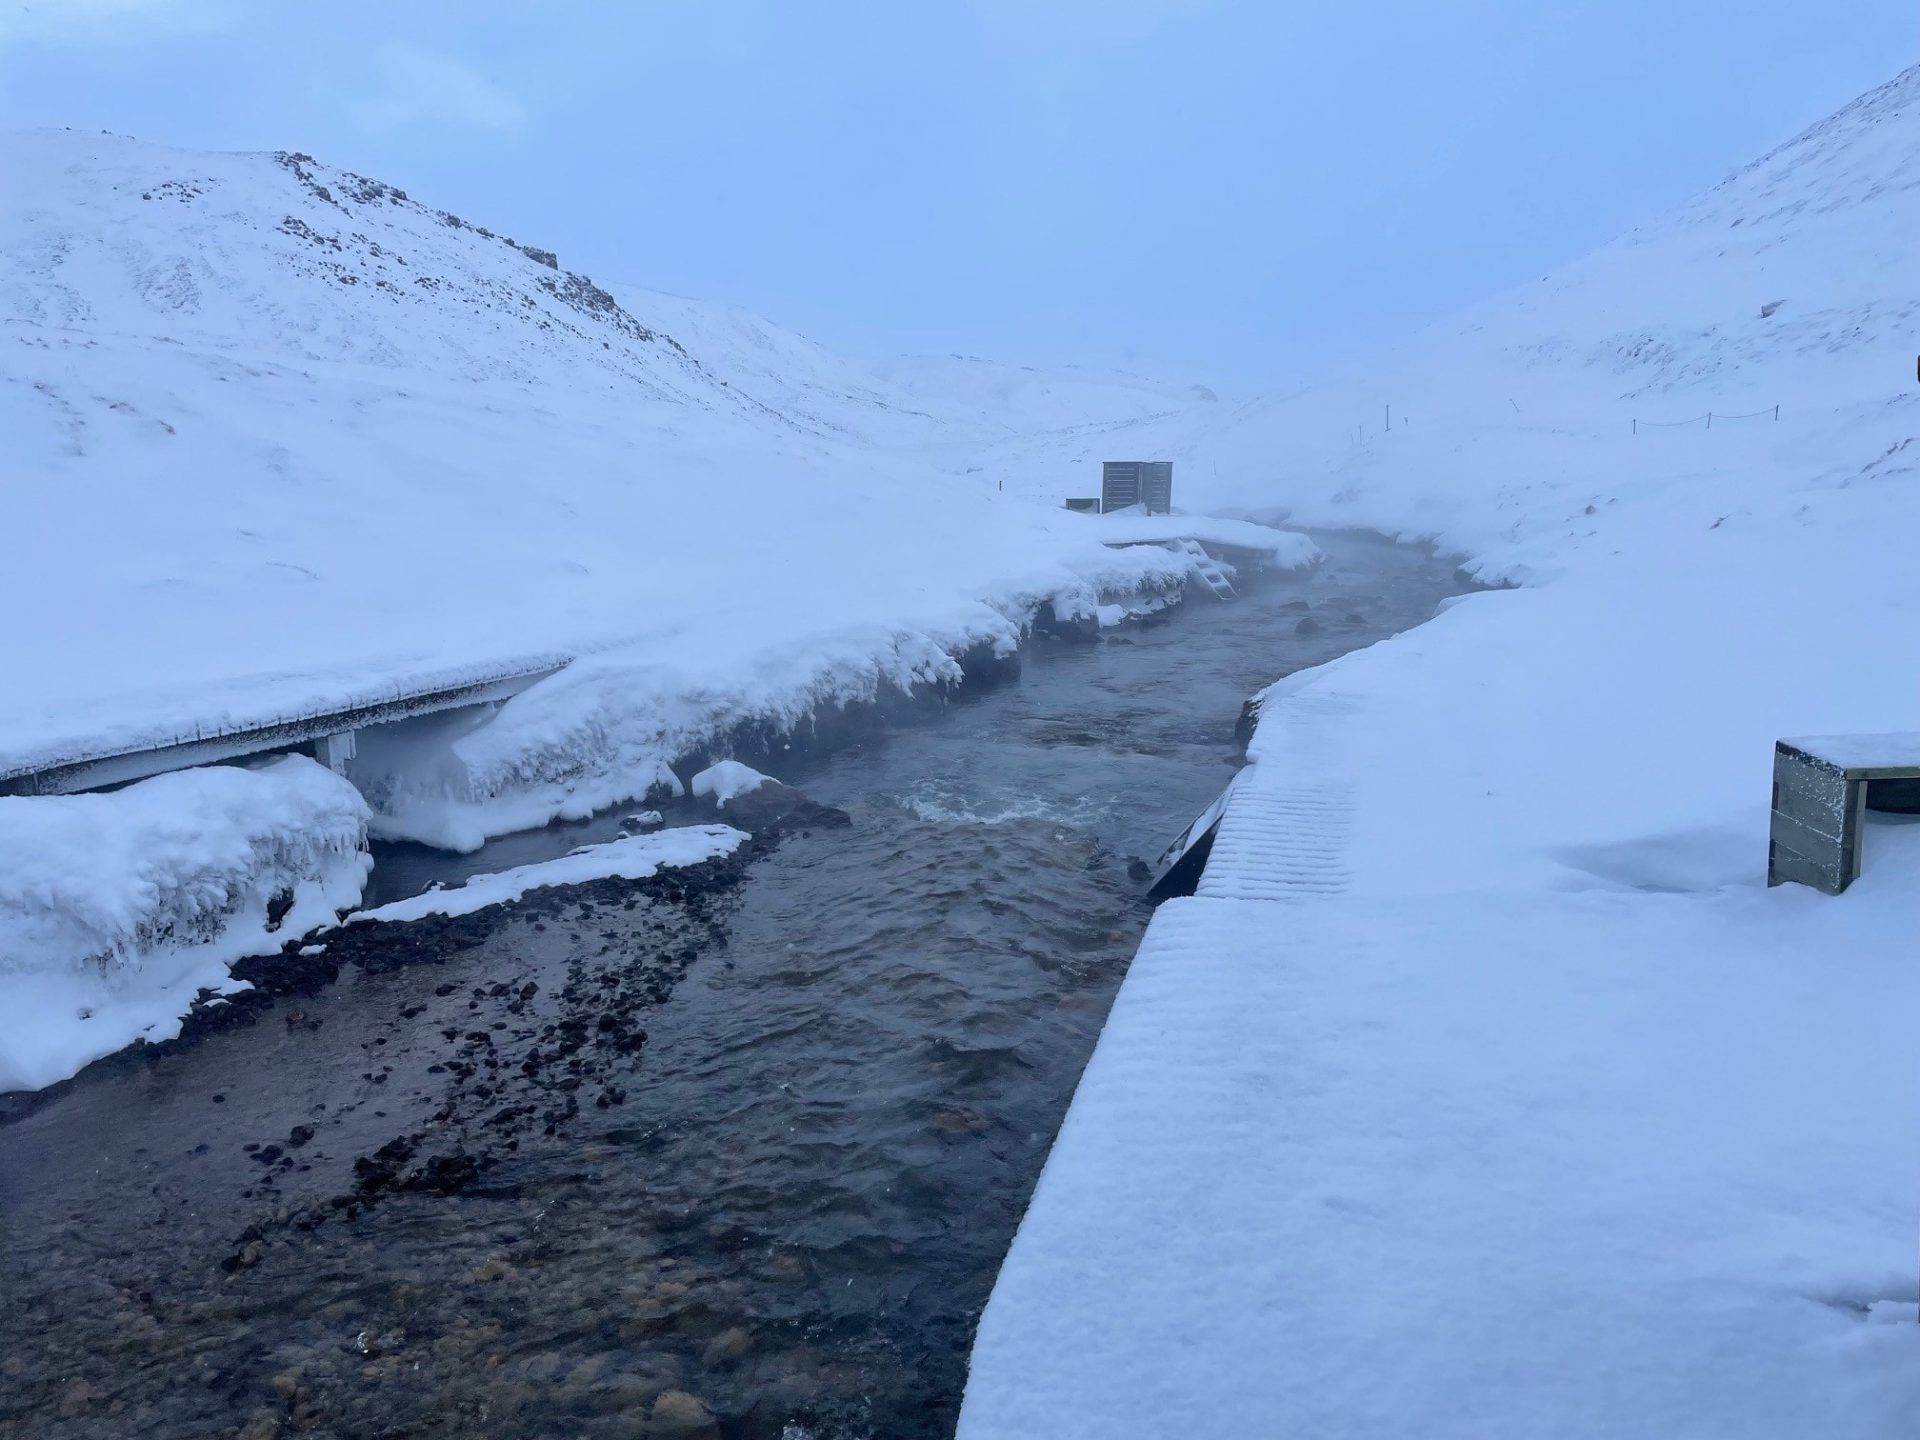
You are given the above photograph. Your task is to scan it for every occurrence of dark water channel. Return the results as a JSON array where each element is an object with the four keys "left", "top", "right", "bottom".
[{"left": 0, "top": 533, "right": 1463, "bottom": 1440}]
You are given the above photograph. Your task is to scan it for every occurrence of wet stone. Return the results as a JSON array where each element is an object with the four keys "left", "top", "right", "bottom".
[
  {"left": 700, "top": 1326, "right": 753, "bottom": 1367},
  {"left": 649, "top": 1389, "right": 720, "bottom": 1440}
]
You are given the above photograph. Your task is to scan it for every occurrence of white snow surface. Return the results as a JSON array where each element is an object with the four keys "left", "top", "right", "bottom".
[
  {"left": 348, "top": 825, "right": 745, "bottom": 926},
  {"left": 1784, "top": 732, "right": 1920, "bottom": 771},
  {"left": 964, "top": 879, "right": 1920, "bottom": 1439},
  {"left": 962, "top": 63, "right": 1920, "bottom": 1439},
  {"left": 0, "top": 756, "right": 369, "bottom": 1093},
  {"left": 689, "top": 760, "right": 772, "bottom": 808}
]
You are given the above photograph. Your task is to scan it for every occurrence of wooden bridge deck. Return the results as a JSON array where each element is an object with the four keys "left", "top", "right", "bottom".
[{"left": 0, "top": 658, "right": 568, "bottom": 798}]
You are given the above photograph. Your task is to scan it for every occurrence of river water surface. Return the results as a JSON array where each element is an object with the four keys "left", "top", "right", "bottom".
[{"left": 0, "top": 532, "right": 1462, "bottom": 1440}]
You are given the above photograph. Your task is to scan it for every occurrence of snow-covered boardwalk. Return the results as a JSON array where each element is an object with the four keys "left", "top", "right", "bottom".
[
  {"left": 962, "top": 879, "right": 1920, "bottom": 1436},
  {"left": 960, "top": 545, "right": 1920, "bottom": 1436}
]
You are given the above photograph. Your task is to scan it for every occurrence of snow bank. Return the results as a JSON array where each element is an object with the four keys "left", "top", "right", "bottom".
[
  {"left": 350, "top": 826, "right": 746, "bottom": 926},
  {"left": 1081, "top": 511, "right": 1324, "bottom": 568},
  {"left": 689, "top": 761, "right": 771, "bottom": 808},
  {"left": 0, "top": 756, "right": 369, "bottom": 1093},
  {"left": 343, "top": 541, "right": 1198, "bottom": 851},
  {"left": 965, "top": 63, "right": 1920, "bottom": 1437}
]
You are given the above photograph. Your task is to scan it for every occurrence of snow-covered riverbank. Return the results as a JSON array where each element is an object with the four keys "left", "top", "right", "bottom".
[
  {"left": 0, "top": 129, "right": 1324, "bottom": 1095},
  {"left": 962, "top": 63, "right": 1920, "bottom": 1439}
]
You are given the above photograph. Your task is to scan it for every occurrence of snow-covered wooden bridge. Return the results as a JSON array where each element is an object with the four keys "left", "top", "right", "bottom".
[{"left": 0, "top": 657, "right": 568, "bottom": 798}]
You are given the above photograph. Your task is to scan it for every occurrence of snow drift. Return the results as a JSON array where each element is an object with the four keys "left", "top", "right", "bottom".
[
  {"left": 349, "top": 825, "right": 747, "bottom": 926},
  {"left": 0, "top": 756, "right": 369, "bottom": 1093}
]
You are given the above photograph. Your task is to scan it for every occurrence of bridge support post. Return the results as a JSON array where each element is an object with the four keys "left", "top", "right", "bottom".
[{"left": 312, "top": 731, "right": 357, "bottom": 776}]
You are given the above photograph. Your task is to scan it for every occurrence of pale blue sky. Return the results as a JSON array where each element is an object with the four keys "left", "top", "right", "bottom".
[{"left": 2, "top": 1, "right": 1912, "bottom": 388}]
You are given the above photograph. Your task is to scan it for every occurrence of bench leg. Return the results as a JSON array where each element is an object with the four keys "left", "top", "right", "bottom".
[{"left": 1768, "top": 748, "right": 1856, "bottom": 894}]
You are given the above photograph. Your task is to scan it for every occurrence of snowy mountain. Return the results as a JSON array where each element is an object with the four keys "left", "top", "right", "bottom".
[
  {"left": 1147, "top": 63, "right": 1920, "bottom": 576},
  {"left": 3, "top": 135, "right": 731, "bottom": 398},
  {"left": 2, "top": 128, "right": 1219, "bottom": 461}
]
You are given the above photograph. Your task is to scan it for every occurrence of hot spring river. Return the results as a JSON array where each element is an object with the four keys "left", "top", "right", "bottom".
[{"left": 0, "top": 532, "right": 1464, "bottom": 1440}]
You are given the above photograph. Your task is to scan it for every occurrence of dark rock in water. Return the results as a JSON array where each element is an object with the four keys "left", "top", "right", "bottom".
[
  {"left": 1345, "top": 611, "right": 1366, "bottom": 624},
  {"left": 953, "top": 636, "right": 1023, "bottom": 687},
  {"left": 619, "top": 811, "right": 664, "bottom": 834},
  {"left": 1280, "top": 599, "right": 1312, "bottom": 612},
  {"left": 720, "top": 780, "right": 851, "bottom": 835},
  {"left": 350, "top": 1134, "right": 481, "bottom": 1198},
  {"left": 1125, "top": 857, "right": 1152, "bottom": 884},
  {"left": 1233, "top": 696, "right": 1265, "bottom": 749},
  {"left": 410, "top": 1153, "right": 481, "bottom": 1195},
  {"left": 350, "top": 1136, "right": 415, "bottom": 1192},
  {"left": 1236, "top": 698, "right": 1282, "bottom": 756},
  {"left": 1029, "top": 599, "right": 1101, "bottom": 643},
  {"left": 1294, "top": 615, "right": 1321, "bottom": 636}
]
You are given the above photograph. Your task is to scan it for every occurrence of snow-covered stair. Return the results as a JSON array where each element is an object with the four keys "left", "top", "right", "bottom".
[
  {"left": 1195, "top": 782, "right": 1351, "bottom": 899},
  {"left": 1175, "top": 538, "right": 1236, "bottom": 598},
  {"left": 1199, "top": 692, "right": 1354, "bottom": 900}
]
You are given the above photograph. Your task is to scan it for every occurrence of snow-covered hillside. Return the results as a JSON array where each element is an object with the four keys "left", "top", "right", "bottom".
[
  {"left": 875, "top": 352, "right": 1218, "bottom": 436},
  {"left": 1116, "top": 65, "right": 1920, "bottom": 572},
  {"left": 0, "top": 128, "right": 1235, "bottom": 774},
  {"left": 0, "top": 128, "right": 1269, "bottom": 1091},
  {"left": 964, "top": 65, "right": 1920, "bottom": 1439},
  {"left": 3, "top": 136, "right": 734, "bottom": 396},
  {"left": 2, "top": 126, "right": 1222, "bottom": 470}
]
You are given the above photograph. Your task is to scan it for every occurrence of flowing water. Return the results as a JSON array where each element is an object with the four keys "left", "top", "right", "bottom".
[{"left": 0, "top": 532, "right": 1464, "bottom": 1440}]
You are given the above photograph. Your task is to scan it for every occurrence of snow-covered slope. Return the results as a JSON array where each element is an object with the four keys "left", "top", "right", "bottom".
[
  {"left": 969, "top": 63, "right": 1920, "bottom": 556},
  {"left": 964, "top": 65, "right": 1920, "bottom": 1440},
  {"left": 603, "top": 286, "right": 957, "bottom": 450},
  {"left": 2, "top": 127, "right": 1220, "bottom": 451},
  {"left": 874, "top": 352, "right": 1219, "bottom": 436},
  {"left": 2, "top": 136, "right": 732, "bottom": 397},
  {"left": 0, "top": 128, "right": 1283, "bottom": 1091},
  {"left": 0, "top": 128, "right": 1232, "bottom": 773},
  {"left": 1140, "top": 65, "right": 1920, "bottom": 571}
]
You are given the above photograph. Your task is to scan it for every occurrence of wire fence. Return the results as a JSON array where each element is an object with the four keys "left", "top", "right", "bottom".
[
  {"left": 1633, "top": 405, "right": 1779, "bottom": 434},
  {"left": 1347, "top": 402, "right": 1783, "bottom": 447}
]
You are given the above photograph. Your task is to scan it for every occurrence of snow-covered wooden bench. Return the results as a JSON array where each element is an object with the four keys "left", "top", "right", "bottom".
[{"left": 1768, "top": 733, "right": 1920, "bottom": 894}]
